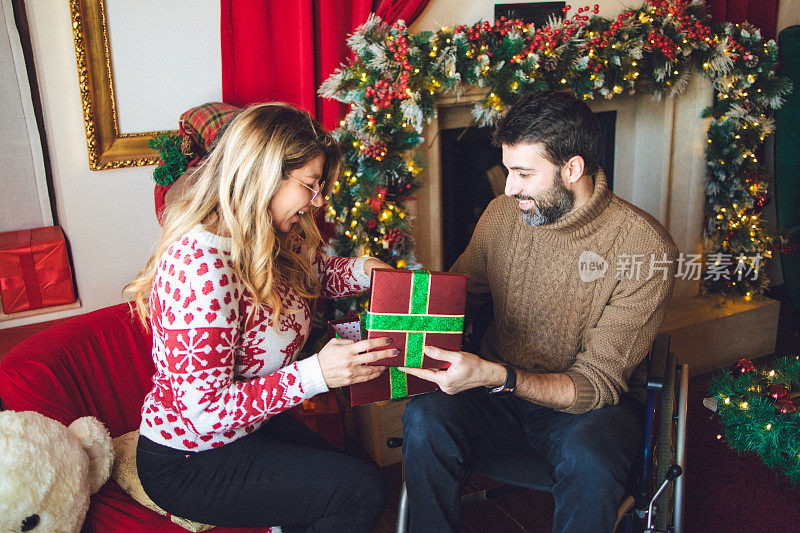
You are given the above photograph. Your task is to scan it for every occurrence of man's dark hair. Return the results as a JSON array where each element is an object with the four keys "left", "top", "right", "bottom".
[{"left": 492, "top": 90, "right": 602, "bottom": 176}]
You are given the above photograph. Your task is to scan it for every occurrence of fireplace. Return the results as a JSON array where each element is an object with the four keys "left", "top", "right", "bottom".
[{"left": 438, "top": 112, "right": 617, "bottom": 269}]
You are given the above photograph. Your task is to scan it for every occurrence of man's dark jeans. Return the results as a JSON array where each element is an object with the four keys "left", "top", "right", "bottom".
[{"left": 402, "top": 388, "right": 642, "bottom": 532}]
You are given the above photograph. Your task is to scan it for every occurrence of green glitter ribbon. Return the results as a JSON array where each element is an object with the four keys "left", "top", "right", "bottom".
[{"left": 361, "top": 270, "right": 464, "bottom": 399}]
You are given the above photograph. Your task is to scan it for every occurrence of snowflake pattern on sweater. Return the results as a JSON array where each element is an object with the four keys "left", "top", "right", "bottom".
[{"left": 140, "top": 226, "right": 370, "bottom": 451}]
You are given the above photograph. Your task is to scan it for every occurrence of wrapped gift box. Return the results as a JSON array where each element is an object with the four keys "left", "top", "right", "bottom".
[
  {"left": 327, "top": 316, "right": 364, "bottom": 342},
  {"left": 0, "top": 226, "right": 75, "bottom": 314},
  {"left": 337, "top": 269, "right": 467, "bottom": 406}
]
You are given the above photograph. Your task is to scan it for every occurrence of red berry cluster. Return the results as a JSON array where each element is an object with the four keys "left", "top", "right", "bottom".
[
  {"left": 493, "top": 16, "right": 523, "bottom": 37},
  {"left": 539, "top": 5, "right": 595, "bottom": 48},
  {"left": 727, "top": 38, "right": 746, "bottom": 55},
  {"left": 648, "top": 0, "right": 712, "bottom": 45},
  {"left": 388, "top": 23, "right": 411, "bottom": 69},
  {"left": 605, "top": 9, "right": 636, "bottom": 37},
  {"left": 454, "top": 7, "right": 598, "bottom": 64},
  {"left": 363, "top": 23, "right": 413, "bottom": 111},
  {"left": 383, "top": 228, "right": 405, "bottom": 246},
  {"left": 459, "top": 19, "right": 517, "bottom": 58},
  {"left": 647, "top": 0, "right": 691, "bottom": 16},
  {"left": 360, "top": 142, "right": 388, "bottom": 161},
  {"left": 462, "top": 20, "right": 498, "bottom": 42},
  {"left": 364, "top": 74, "right": 409, "bottom": 110},
  {"left": 368, "top": 187, "right": 388, "bottom": 213},
  {"left": 646, "top": 30, "right": 678, "bottom": 59},
  {"left": 681, "top": 19, "right": 712, "bottom": 42},
  {"left": 457, "top": 18, "right": 532, "bottom": 60},
  {"left": 523, "top": 5, "right": 597, "bottom": 56},
  {"left": 579, "top": 9, "right": 635, "bottom": 60},
  {"left": 563, "top": 4, "right": 600, "bottom": 18}
]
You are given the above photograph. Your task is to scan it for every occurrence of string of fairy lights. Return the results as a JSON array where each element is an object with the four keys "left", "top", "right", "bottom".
[
  {"left": 319, "top": 0, "right": 791, "bottom": 314},
  {"left": 709, "top": 356, "right": 800, "bottom": 484}
]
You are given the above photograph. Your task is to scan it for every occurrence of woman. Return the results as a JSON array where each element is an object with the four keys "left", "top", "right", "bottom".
[{"left": 126, "top": 103, "right": 395, "bottom": 531}]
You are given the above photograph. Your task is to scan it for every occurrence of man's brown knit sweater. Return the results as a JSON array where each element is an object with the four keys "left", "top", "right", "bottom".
[{"left": 451, "top": 171, "right": 678, "bottom": 414}]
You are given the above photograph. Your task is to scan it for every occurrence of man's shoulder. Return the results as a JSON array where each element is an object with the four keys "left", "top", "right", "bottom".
[
  {"left": 481, "top": 195, "right": 519, "bottom": 224},
  {"left": 608, "top": 195, "right": 678, "bottom": 256}
]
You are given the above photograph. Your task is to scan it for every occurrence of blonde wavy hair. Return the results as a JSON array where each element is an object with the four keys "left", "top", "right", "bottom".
[{"left": 125, "top": 103, "right": 339, "bottom": 328}]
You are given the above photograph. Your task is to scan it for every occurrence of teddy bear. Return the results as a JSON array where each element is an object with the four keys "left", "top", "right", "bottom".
[{"left": 0, "top": 410, "right": 113, "bottom": 533}]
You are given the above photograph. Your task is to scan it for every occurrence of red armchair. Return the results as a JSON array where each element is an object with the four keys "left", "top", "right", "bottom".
[{"left": 0, "top": 303, "right": 265, "bottom": 532}]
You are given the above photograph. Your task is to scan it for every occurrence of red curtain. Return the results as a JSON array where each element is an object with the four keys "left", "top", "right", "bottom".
[
  {"left": 707, "top": 0, "right": 779, "bottom": 40},
  {"left": 375, "top": 0, "right": 430, "bottom": 24},
  {"left": 221, "top": 0, "right": 431, "bottom": 130}
]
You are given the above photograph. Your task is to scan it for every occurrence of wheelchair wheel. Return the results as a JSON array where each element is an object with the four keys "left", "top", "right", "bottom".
[{"left": 653, "top": 353, "right": 688, "bottom": 533}]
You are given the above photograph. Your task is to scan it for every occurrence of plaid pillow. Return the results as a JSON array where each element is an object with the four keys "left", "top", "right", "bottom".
[{"left": 178, "top": 102, "right": 240, "bottom": 159}]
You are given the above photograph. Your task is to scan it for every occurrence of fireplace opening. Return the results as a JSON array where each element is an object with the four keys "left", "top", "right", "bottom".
[{"left": 439, "top": 111, "right": 617, "bottom": 269}]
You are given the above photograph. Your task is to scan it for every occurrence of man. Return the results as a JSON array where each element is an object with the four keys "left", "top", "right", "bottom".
[{"left": 399, "top": 90, "right": 678, "bottom": 532}]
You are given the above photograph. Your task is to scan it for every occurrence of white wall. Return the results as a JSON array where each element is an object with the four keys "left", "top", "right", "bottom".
[
  {"left": 105, "top": 1, "right": 221, "bottom": 133},
  {"left": 1, "top": 0, "right": 220, "bottom": 328}
]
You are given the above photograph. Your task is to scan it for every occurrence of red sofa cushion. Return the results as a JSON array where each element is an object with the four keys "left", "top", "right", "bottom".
[{"left": 0, "top": 304, "right": 265, "bottom": 532}]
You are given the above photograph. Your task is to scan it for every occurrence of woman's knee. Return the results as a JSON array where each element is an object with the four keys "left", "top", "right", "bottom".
[
  {"left": 337, "top": 459, "right": 387, "bottom": 525},
  {"left": 361, "top": 463, "right": 388, "bottom": 520}
]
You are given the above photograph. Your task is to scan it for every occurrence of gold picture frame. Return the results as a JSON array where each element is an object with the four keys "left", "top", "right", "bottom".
[{"left": 70, "top": 0, "right": 175, "bottom": 170}]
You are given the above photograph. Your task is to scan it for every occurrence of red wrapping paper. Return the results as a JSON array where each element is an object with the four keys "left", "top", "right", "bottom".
[
  {"left": 0, "top": 226, "right": 75, "bottom": 314},
  {"left": 337, "top": 269, "right": 467, "bottom": 406}
]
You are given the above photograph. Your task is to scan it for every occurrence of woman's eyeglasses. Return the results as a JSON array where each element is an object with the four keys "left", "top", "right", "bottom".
[{"left": 287, "top": 176, "right": 325, "bottom": 204}]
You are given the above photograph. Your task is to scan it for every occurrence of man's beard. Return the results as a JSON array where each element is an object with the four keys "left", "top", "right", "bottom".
[{"left": 514, "top": 168, "right": 575, "bottom": 226}]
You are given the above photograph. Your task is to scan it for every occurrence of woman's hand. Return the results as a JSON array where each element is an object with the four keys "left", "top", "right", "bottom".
[
  {"left": 317, "top": 337, "right": 397, "bottom": 388},
  {"left": 363, "top": 258, "right": 395, "bottom": 277}
]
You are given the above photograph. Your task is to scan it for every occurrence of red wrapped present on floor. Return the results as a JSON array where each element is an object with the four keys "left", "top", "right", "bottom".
[
  {"left": 0, "top": 226, "right": 75, "bottom": 314},
  {"left": 347, "top": 269, "right": 467, "bottom": 405}
]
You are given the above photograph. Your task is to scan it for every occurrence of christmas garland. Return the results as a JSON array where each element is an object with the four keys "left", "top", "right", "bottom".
[
  {"left": 708, "top": 357, "right": 800, "bottom": 484},
  {"left": 320, "top": 0, "right": 792, "bottom": 314},
  {"left": 150, "top": 133, "right": 188, "bottom": 186}
]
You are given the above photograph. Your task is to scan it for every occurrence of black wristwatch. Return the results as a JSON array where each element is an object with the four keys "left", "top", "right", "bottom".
[{"left": 490, "top": 364, "right": 516, "bottom": 396}]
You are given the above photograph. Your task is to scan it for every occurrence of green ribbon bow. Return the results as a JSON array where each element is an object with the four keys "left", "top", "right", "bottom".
[{"left": 360, "top": 270, "right": 464, "bottom": 399}]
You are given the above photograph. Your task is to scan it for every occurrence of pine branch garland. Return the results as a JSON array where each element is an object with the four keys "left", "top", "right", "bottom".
[
  {"left": 709, "top": 357, "right": 800, "bottom": 484},
  {"left": 150, "top": 133, "right": 187, "bottom": 186},
  {"left": 318, "top": 0, "right": 792, "bottom": 313}
]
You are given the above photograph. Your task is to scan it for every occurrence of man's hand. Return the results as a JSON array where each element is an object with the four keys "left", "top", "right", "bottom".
[{"left": 398, "top": 346, "right": 506, "bottom": 395}]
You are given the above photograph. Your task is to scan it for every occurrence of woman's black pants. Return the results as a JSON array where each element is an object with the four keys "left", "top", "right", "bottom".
[{"left": 137, "top": 412, "right": 386, "bottom": 532}]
